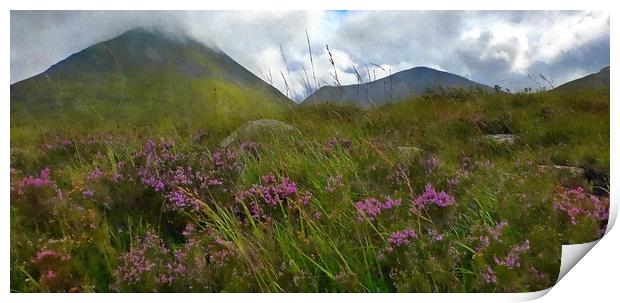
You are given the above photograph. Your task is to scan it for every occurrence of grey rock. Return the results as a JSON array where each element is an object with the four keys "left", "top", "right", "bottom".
[
  {"left": 219, "top": 119, "right": 299, "bottom": 148},
  {"left": 538, "top": 165, "right": 585, "bottom": 177},
  {"left": 483, "top": 134, "right": 518, "bottom": 144},
  {"left": 538, "top": 165, "right": 586, "bottom": 187}
]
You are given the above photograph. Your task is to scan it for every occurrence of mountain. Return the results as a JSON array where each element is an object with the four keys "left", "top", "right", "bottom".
[
  {"left": 553, "top": 66, "right": 610, "bottom": 92},
  {"left": 11, "top": 28, "right": 293, "bottom": 131},
  {"left": 302, "top": 66, "right": 494, "bottom": 107}
]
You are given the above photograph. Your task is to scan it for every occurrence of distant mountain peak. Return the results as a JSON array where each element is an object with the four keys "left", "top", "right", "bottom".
[
  {"left": 303, "top": 66, "right": 492, "bottom": 107},
  {"left": 11, "top": 28, "right": 292, "bottom": 107},
  {"left": 553, "top": 66, "right": 610, "bottom": 92}
]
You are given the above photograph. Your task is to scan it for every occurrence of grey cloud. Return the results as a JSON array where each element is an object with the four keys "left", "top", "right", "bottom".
[{"left": 10, "top": 11, "right": 610, "bottom": 97}]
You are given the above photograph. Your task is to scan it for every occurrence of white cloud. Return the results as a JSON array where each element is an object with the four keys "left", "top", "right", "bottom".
[{"left": 11, "top": 10, "right": 609, "bottom": 99}]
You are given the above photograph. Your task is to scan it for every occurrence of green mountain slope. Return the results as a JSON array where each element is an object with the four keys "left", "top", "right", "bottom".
[
  {"left": 11, "top": 28, "right": 293, "bottom": 139},
  {"left": 553, "top": 66, "right": 610, "bottom": 92}
]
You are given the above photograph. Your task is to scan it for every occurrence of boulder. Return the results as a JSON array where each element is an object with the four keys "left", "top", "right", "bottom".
[
  {"left": 538, "top": 165, "right": 585, "bottom": 176},
  {"left": 538, "top": 165, "right": 587, "bottom": 187},
  {"left": 483, "top": 134, "right": 518, "bottom": 144},
  {"left": 219, "top": 119, "right": 299, "bottom": 148}
]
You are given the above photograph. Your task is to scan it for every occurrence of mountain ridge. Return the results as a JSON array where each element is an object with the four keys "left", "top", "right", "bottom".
[
  {"left": 302, "top": 66, "right": 494, "bottom": 107},
  {"left": 553, "top": 66, "right": 610, "bottom": 92}
]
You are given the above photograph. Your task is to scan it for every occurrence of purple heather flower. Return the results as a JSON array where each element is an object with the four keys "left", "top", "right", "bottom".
[
  {"left": 87, "top": 167, "right": 103, "bottom": 181},
  {"left": 475, "top": 236, "right": 490, "bottom": 253},
  {"left": 82, "top": 189, "right": 94, "bottom": 198},
  {"left": 385, "top": 228, "right": 418, "bottom": 253},
  {"left": 207, "top": 178, "right": 223, "bottom": 186},
  {"left": 261, "top": 174, "right": 276, "bottom": 184},
  {"left": 46, "top": 270, "right": 57, "bottom": 280},
  {"left": 280, "top": 177, "right": 298, "bottom": 195},
  {"left": 355, "top": 198, "right": 383, "bottom": 222},
  {"left": 300, "top": 191, "right": 313, "bottom": 205},
  {"left": 427, "top": 228, "right": 444, "bottom": 241},
  {"left": 421, "top": 154, "right": 441, "bottom": 174},
  {"left": 494, "top": 240, "right": 530, "bottom": 269},
  {"left": 489, "top": 220, "right": 508, "bottom": 241},
  {"left": 554, "top": 187, "right": 609, "bottom": 232},
  {"left": 413, "top": 183, "right": 455, "bottom": 209},
  {"left": 12, "top": 167, "right": 57, "bottom": 196},
  {"left": 448, "top": 177, "right": 460, "bottom": 187},
  {"left": 383, "top": 196, "right": 402, "bottom": 209},
  {"left": 326, "top": 175, "right": 344, "bottom": 193},
  {"left": 481, "top": 266, "right": 497, "bottom": 284},
  {"left": 167, "top": 189, "right": 187, "bottom": 209},
  {"left": 355, "top": 196, "right": 402, "bottom": 222}
]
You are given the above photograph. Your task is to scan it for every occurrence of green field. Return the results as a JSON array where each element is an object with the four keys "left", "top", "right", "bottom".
[{"left": 10, "top": 86, "right": 609, "bottom": 292}]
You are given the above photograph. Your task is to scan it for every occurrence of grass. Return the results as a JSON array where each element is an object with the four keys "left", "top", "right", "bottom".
[{"left": 10, "top": 86, "right": 609, "bottom": 292}]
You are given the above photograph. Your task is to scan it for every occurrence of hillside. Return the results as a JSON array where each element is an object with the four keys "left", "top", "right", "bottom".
[
  {"left": 10, "top": 28, "right": 293, "bottom": 138},
  {"left": 553, "top": 66, "right": 610, "bottom": 92},
  {"left": 303, "top": 66, "right": 494, "bottom": 107}
]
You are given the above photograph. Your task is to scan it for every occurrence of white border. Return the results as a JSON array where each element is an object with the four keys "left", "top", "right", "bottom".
[{"left": 2, "top": 1, "right": 617, "bottom": 302}]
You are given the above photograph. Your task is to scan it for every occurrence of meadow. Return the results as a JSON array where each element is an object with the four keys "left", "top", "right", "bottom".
[{"left": 10, "top": 87, "right": 609, "bottom": 292}]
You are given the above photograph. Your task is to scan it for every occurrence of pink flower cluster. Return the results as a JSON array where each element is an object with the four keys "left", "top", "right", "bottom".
[
  {"left": 413, "top": 184, "right": 455, "bottom": 209},
  {"left": 354, "top": 196, "right": 401, "bottom": 222},
  {"left": 326, "top": 175, "right": 344, "bottom": 193},
  {"left": 114, "top": 231, "right": 167, "bottom": 285},
  {"left": 31, "top": 248, "right": 72, "bottom": 291},
  {"left": 554, "top": 187, "right": 609, "bottom": 226},
  {"left": 236, "top": 174, "right": 315, "bottom": 222},
  {"left": 12, "top": 167, "right": 57, "bottom": 196},
  {"left": 386, "top": 228, "right": 418, "bottom": 253},
  {"left": 493, "top": 240, "right": 530, "bottom": 269},
  {"left": 481, "top": 266, "right": 497, "bottom": 284},
  {"left": 323, "top": 137, "right": 352, "bottom": 153}
]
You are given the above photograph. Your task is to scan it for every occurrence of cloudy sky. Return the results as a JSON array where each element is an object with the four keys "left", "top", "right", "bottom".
[{"left": 11, "top": 11, "right": 610, "bottom": 100}]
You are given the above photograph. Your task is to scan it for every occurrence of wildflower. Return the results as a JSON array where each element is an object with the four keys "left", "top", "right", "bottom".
[
  {"left": 481, "top": 267, "right": 497, "bottom": 284},
  {"left": 387, "top": 228, "right": 418, "bottom": 247},
  {"left": 447, "top": 177, "right": 460, "bottom": 187},
  {"left": 475, "top": 236, "right": 490, "bottom": 253},
  {"left": 554, "top": 187, "right": 609, "bottom": 226},
  {"left": 488, "top": 220, "right": 508, "bottom": 241},
  {"left": 326, "top": 175, "right": 344, "bottom": 192},
  {"left": 421, "top": 154, "right": 440, "bottom": 174},
  {"left": 385, "top": 228, "right": 417, "bottom": 253},
  {"left": 383, "top": 196, "right": 402, "bottom": 209},
  {"left": 46, "top": 270, "right": 57, "bottom": 279},
  {"left": 323, "top": 137, "right": 352, "bottom": 153},
  {"left": 87, "top": 167, "right": 103, "bottom": 181},
  {"left": 494, "top": 240, "right": 530, "bottom": 269},
  {"left": 427, "top": 228, "right": 444, "bottom": 241},
  {"left": 207, "top": 178, "right": 223, "bottom": 186},
  {"left": 355, "top": 196, "right": 402, "bottom": 222},
  {"left": 355, "top": 198, "right": 383, "bottom": 222},
  {"left": 236, "top": 174, "right": 315, "bottom": 222},
  {"left": 172, "top": 166, "right": 192, "bottom": 185},
  {"left": 279, "top": 177, "right": 298, "bottom": 195},
  {"left": 12, "top": 167, "right": 57, "bottom": 196},
  {"left": 166, "top": 189, "right": 192, "bottom": 210},
  {"left": 413, "top": 183, "right": 455, "bottom": 210},
  {"left": 82, "top": 189, "right": 94, "bottom": 199},
  {"left": 300, "top": 191, "right": 313, "bottom": 205},
  {"left": 261, "top": 173, "right": 276, "bottom": 184},
  {"left": 113, "top": 231, "right": 167, "bottom": 285},
  {"left": 392, "top": 164, "right": 409, "bottom": 185}
]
